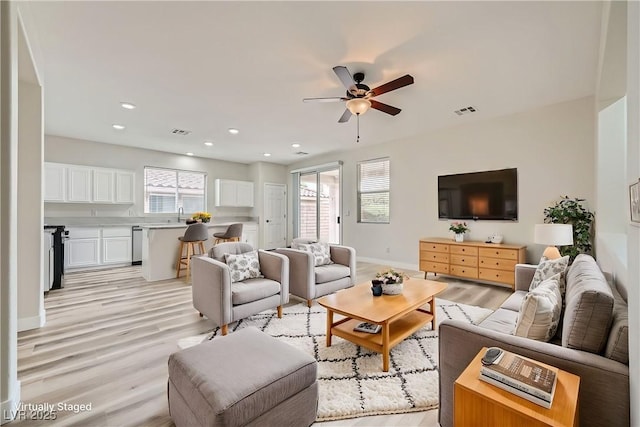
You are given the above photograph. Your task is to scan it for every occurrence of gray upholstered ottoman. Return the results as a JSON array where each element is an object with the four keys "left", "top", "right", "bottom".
[{"left": 168, "top": 327, "right": 318, "bottom": 427}]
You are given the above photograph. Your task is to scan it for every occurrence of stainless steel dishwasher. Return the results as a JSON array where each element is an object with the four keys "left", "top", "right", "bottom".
[{"left": 132, "top": 226, "right": 142, "bottom": 265}]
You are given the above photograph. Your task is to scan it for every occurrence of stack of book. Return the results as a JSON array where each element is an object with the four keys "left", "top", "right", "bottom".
[{"left": 479, "top": 349, "right": 557, "bottom": 408}]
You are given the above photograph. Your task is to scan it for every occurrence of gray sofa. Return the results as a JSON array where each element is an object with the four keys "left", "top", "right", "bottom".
[{"left": 439, "top": 254, "right": 629, "bottom": 427}]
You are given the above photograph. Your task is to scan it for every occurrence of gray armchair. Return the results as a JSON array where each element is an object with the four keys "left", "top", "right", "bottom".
[
  {"left": 276, "top": 241, "right": 356, "bottom": 307},
  {"left": 191, "top": 242, "right": 289, "bottom": 335}
]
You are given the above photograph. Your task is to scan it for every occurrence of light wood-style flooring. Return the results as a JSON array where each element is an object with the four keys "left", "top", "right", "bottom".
[{"left": 14, "top": 262, "right": 510, "bottom": 426}]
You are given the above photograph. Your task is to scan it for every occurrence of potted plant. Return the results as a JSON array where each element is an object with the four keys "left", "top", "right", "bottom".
[
  {"left": 191, "top": 211, "right": 212, "bottom": 223},
  {"left": 449, "top": 221, "right": 469, "bottom": 242},
  {"left": 543, "top": 196, "right": 594, "bottom": 261},
  {"left": 375, "top": 268, "right": 409, "bottom": 295}
]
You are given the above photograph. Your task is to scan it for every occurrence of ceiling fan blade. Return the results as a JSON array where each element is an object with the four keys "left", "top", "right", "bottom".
[
  {"left": 303, "top": 97, "right": 348, "bottom": 103},
  {"left": 333, "top": 66, "right": 356, "bottom": 90},
  {"left": 370, "top": 99, "right": 401, "bottom": 116},
  {"left": 370, "top": 74, "right": 414, "bottom": 97},
  {"left": 338, "top": 109, "right": 352, "bottom": 123}
]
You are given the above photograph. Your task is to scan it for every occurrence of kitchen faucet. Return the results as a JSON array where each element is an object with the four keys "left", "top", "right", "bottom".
[{"left": 178, "top": 207, "right": 184, "bottom": 222}]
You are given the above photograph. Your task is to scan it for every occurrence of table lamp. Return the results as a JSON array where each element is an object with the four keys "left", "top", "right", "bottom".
[{"left": 534, "top": 224, "right": 573, "bottom": 259}]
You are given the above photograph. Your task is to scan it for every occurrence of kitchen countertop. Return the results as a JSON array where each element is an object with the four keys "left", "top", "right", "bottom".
[{"left": 141, "top": 221, "right": 256, "bottom": 229}]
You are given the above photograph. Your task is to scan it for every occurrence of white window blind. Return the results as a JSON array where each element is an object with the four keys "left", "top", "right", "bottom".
[
  {"left": 144, "top": 167, "right": 206, "bottom": 214},
  {"left": 357, "top": 158, "right": 390, "bottom": 223}
]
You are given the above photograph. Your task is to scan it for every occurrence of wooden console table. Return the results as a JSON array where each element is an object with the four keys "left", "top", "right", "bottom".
[{"left": 419, "top": 237, "right": 526, "bottom": 289}]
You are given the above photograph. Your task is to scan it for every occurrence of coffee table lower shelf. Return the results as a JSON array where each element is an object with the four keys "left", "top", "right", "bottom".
[{"left": 329, "top": 309, "right": 434, "bottom": 369}]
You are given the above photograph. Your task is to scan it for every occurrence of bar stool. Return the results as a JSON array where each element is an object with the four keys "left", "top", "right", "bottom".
[
  {"left": 213, "top": 223, "right": 243, "bottom": 245},
  {"left": 176, "top": 223, "right": 209, "bottom": 281}
]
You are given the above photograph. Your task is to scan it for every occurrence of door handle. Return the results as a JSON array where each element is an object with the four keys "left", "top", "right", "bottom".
[
  {"left": 266, "top": 220, "right": 270, "bottom": 223},
  {"left": 337, "top": 216, "right": 340, "bottom": 224}
]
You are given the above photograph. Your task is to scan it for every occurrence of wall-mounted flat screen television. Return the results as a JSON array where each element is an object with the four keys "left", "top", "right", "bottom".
[{"left": 438, "top": 168, "right": 518, "bottom": 221}]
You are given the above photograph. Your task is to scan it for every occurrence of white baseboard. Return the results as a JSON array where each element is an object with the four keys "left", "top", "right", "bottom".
[
  {"left": 357, "top": 256, "right": 419, "bottom": 272},
  {"left": 17, "top": 312, "right": 45, "bottom": 332},
  {"left": 1, "top": 381, "right": 21, "bottom": 425}
]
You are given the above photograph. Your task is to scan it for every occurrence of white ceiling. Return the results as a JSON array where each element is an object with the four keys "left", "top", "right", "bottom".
[{"left": 21, "top": 1, "right": 602, "bottom": 165}]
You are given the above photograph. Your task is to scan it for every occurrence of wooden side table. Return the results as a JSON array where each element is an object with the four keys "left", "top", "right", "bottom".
[{"left": 454, "top": 348, "right": 580, "bottom": 427}]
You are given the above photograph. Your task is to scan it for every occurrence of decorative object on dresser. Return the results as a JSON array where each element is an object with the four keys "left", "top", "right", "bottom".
[
  {"left": 419, "top": 238, "right": 526, "bottom": 289},
  {"left": 533, "top": 223, "right": 573, "bottom": 260},
  {"left": 448, "top": 221, "right": 469, "bottom": 242}
]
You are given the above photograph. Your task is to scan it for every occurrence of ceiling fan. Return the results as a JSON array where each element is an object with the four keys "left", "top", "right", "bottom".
[{"left": 303, "top": 66, "right": 415, "bottom": 123}]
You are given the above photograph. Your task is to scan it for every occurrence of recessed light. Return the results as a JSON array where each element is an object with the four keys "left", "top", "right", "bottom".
[
  {"left": 263, "top": 153, "right": 271, "bottom": 157},
  {"left": 228, "top": 128, "right": 239, "bottom": 135},
  {"left": 186, "top": 152, "right": 194, "bottom": 156},
  {"left": 291, "top": 143, "right": 301, "bottom": 148},
  {"left": 120, "top": 102, "right": 136, "bottom": 110},
  {"left": 112, "top": 124, "right": 125, "bottom": 130},
  {"left": 204, "top": 141, "right": 213, "bottom": 146}
]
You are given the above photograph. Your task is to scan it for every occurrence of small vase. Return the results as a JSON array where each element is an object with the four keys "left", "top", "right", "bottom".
[
  {"left": 455, "top": 233, "right": 464, "bottom": 243},
  {"left": 371, "top": 284, "right": 383, "bottom": 296},
  {"left": 382, "top": 280, "right": 403, "bottom": 295}
]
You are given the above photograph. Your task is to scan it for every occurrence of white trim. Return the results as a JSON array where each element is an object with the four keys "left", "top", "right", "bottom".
[
  {"left": 0, "top": 381, "right": 20, "bottom": 425},
  {"left": 357, "top": 256, "right": 418, "bottom": 272},
  {"left": 17, "top": 313, "right": 44, "bottom": 332},
  {"left": 290, "top": 161, "right": 343, "bottom": 174}
]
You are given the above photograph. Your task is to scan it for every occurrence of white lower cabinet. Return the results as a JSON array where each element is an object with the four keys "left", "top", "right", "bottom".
[
  {"left": 242, "top": 224, "right": 259, "bottom": 249},
  {"left": 102, "top": 227, "right": 132, "bottom": 264},
  {"left": 66, "top": 227, "right": 131, "bottom": 270}
]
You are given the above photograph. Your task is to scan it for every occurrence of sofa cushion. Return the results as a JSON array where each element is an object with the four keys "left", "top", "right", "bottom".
[
  {"left": 478, "top": 309, "right": 518, "bottom": 335},
  {"left": 605, "top": 283, "right": 629, "bottom": 364},
  {"left": 231, "top": 278, "right": 280, "bottom": 305},
  {"left": 297, "top": 242, "right": 333, "bottom": 266},
  {"left": 514, "top": 274, "right": 562, "bottom": 342},
  {"left": 315, "top": 263, "right": 350, "bottom": 284},
  {"left": 225, "top": 250, "right": 261, "bottom": 282},
  {"left": 562, "top": 254, "right": 614, "bottom": 353},
  {"left": 500, "top": 291, "right": 527, "bottom": 312},
  {"left": 209, "top": 242, "right": 256, "bottom": 262},
  {"left": 530, "top": 255, "right": 569, "bottom": 297}
]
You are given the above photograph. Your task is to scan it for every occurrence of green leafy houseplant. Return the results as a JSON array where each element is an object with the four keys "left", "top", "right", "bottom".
[
  {"left": 543, "top": 196, "right": 594, "bottom": 261},
  {"left": 448, "top": 221, "right": 469, "bottom": 234}
]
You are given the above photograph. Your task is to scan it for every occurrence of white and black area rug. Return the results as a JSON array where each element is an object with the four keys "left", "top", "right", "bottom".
[{"left": 181, "top": 299, "right": 493, "bottom": 421}]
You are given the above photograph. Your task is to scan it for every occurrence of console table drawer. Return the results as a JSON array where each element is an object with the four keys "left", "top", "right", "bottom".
[
  {"left": 478, "top": 257, "right": 517, "bottom": 271},
  {"left": 449, "top": 265, "right": 478, "bottom": 279},
  {"left": 478, "top": 248, "right": 519, "bottom": 260},
  {"left": 420, "top": 242, "right": 450, "bottom": 253},
  {"left": 450, "top": 245, "right": 478, "bottom": 256},
  {"left": 450, "top": 254, "right": 478, "bottom": 267},
  {"left": 479, "top": 268, "right": 515, "bottom": 285},
  {"left": 420, "top": 261, "right": 449, "bottom": 274},
  {"left": 421, "top": 251, "right": 450, "bottom": 264}
]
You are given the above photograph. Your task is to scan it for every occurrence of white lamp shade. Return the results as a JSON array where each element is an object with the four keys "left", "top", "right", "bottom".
[
  {"left": 346, "top": 98, "right": 371, "bottom": 115},
  {"left": 534, "top": 224, "right": 574, "bottom": 246}
]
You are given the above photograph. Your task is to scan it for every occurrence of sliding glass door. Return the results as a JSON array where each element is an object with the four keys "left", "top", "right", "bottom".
[{"left": 294, "top": 164, "right": 342, "bottom": 244}]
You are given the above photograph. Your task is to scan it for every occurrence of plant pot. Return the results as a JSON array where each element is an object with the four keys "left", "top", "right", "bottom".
[
  {"left": 455, "top": 233, "right": 464, "bottom": 243},
  {"left": 381, "top": 281, "right": 403, "bottom": 295},
  {"left": 371, "top": 283, "right": 383, "bottom": 296}
]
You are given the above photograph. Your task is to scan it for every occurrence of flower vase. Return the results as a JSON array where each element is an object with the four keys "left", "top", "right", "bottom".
[
  {"left": 455, "top": 233, "right": 464, "bottom": 243},
  {"left": 381, "top": 280, "right": 403, "bottom": 295}
]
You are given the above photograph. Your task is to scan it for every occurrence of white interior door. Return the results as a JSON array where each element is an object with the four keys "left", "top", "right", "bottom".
[{"left": 264, "top": 183, "right": 287, "bottom": 249}]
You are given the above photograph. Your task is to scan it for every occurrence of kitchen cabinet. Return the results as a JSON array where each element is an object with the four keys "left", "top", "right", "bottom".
[
  {"left": 66, "top": 228, "right": 101, "bottom": 269},
  {"left": 67, "top": 166, "right": 93, "bottom": 202},
  {"left": 93, "top": 169, "right": 114, "bottom": 203},
  {"left": 115, "top": 171, "right": 135, "bottom": 203},
  {"left": 44, "top": 163, "right": 66, "bottom": 202},
  {"left": 214, "top": 179, "right": 254, "bottom": 207},
  {"left": 102, "top": 227, "right": 132, "bottom": 264},
  {"left": 242, "top": 223, "right": 259, "bottom": 248}
]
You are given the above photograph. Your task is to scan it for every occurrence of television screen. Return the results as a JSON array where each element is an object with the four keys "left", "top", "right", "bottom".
[{"left": 438, "top": 168, "right": 518, "bottom": 220}]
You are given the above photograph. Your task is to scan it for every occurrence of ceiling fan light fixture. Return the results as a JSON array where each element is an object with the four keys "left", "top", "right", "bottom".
[{"left": 346, "top": 98, "right": 371, "bottom": 115}]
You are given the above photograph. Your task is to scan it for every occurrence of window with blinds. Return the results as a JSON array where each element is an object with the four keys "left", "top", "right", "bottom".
[
  {"left": 357, "top": 158, "right": 390, "bottom": 223},
  {"left": 144, "top": 167, "right": 206, "bottom": 214}
]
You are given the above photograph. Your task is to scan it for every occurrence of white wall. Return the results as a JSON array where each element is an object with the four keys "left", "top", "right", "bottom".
[
  {"left": 288, "top": 96, "right": 595, "bottom": 268},
  {"left": 44, "top": 135, "right": 255, "bottom": 220}
]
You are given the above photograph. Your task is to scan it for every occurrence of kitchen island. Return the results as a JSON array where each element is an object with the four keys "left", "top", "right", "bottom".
[{"left": 141, "top": 222, "right": 257, "bottom": 282}]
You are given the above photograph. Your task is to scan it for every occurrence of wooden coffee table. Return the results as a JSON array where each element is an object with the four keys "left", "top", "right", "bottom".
[{"left": 317, "top": 278, "right": 448, "bottom": 372}]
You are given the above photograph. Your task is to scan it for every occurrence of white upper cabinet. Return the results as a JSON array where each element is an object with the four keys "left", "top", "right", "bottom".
[
  {"left": 215, "top": 179, "right": 254, "bottom": 207},
  {"left": 67, "top": 166, "right": 93, "bottom": 202},
  {"left": 44, "top": 162, "right": 135, "bottom": 204},
  {"left": 43, "top": 163, "right": 66, "bottom": 202}
]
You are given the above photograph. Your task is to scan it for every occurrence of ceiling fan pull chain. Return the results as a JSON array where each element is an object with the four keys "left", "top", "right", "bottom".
[{"left": 356, "top": 114, "right": 360, "bottom": 143}]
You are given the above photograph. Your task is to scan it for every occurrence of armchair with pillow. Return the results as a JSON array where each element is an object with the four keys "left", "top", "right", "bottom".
[
  {"left": 438, "top": 254, "right": 629, "bottom": 427},
  {"left": 275, "top": 238, "right": 356, "bottom": 307},
  {"left": 191, "top": 242, "right": 289, "bottom": 335}
]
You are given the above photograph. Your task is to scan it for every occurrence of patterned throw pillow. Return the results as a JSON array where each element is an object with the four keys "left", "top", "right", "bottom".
[
  {"left": 515, "top": 274, "right": 562, "bottom": 341},
  {"left": 296, "top": 242, "right": 333, "bottom": 266},
  {"left": 529, "top": 255, "right": 569, "bottom": 297},
  {"left": 225, "top": 251, "right": 261, "bottom": 283}
]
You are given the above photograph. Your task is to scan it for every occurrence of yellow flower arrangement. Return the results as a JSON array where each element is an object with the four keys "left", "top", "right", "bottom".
[{"left": 191, "top": 211, "right": 212, "bottom": 223}]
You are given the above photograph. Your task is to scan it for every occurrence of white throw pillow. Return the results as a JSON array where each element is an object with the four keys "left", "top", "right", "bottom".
[
  {"left": 529, "top": 255, "right": 569, "bottom": 298},
  {"left": 296, "top": 242, "right": 333, "bottom": 266},
  {"left": 515, "top": 274, "right": 562, "bottom": 341},
  {"left": 225, "top": 250, "right": 261, "bottom": 283}
]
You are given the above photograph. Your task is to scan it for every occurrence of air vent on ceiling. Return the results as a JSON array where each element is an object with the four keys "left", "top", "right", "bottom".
[
  {"left": 294, "top": 151, "right": 309, "bottom": 156},
  {"left": 171, "top": 128, "right": 192, "bottom": 136},
  {"left": 454, "top": 106, "right": 477, "bottom": 116}
]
